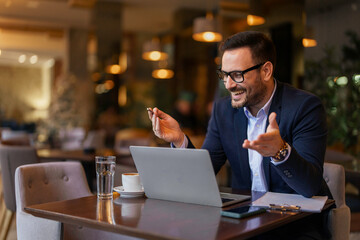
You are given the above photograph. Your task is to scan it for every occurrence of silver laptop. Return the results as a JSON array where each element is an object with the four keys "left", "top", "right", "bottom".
[{"left": 129, "top": 146, "right": 250, "bottom": 207}]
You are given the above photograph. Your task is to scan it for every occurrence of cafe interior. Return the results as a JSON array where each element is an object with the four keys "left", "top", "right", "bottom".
[{"left": 0, "top": 0, "right": 360, "bottom": 239}]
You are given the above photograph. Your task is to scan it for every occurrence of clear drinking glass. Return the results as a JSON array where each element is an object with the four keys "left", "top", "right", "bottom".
[{"left": 96, "top": 156, "right": 116, "bottom": 199}]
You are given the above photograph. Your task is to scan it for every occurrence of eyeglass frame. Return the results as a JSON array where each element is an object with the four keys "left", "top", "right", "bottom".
[{"left": 217, "top": 62, "right": 265, "bottom": 84}]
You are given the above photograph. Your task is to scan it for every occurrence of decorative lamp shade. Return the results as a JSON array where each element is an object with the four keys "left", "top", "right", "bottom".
[
  {"left": 142, "top": 38, "right": 168, "bottom": 61},
  {"left": 152, "top": 69, "right": 174, "bottom": 79},
  {"left": 247, "top": 15, "right": 265, "bottom": 26},
  {"left": 192, "top": 13, "right": 222, "bottom": 42},
  {"left": 247, "top": 0, "right": 265, "bottom": 26},
  {"left": 302, "top": 26, "right": 317, "bottom": 47},
  {"left": 105, "top": 52, "right": 127, "bottom": 74}
]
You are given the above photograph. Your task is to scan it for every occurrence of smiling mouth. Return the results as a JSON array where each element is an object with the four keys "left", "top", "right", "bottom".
[{"left": 232, "top": 90, "right": 245, "bottom": 100}]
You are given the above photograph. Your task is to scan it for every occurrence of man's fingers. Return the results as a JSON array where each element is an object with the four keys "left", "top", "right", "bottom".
[
  {"left": 243, "top": 140, "right": 275, "bottom": 156},
  {"left": 147, "top": 107, "right": 154, "bottom": 120},
  {"left": 267, "top": 112, "right": 279, "bottom": 131},
  {"left": 256, "top": 131, "right": 278, "bottom": 141}
]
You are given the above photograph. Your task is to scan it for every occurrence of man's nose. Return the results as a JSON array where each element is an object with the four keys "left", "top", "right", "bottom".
[{"left": 224, "top": 76, "right": 237, "bottom": 89}]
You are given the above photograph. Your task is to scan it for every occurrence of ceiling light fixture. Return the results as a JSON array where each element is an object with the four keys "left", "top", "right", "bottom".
[
  {"left": 247, "top": 0, "right": 265, "bottom": 26},
  {"left": 247, "top": 15, "right": 265, "bottom": 26},
  {"left": 192, "top": 12, "right": 222, "bottom": 43},
  {"left": 152, "top": 59, "right": 174, "bottom": 79},
  {"left": 302, "top": 26, "right": 317, "bottom": 47},
  {"left": 152, "top": 69, "right": 174, "bottom": 79},
  {"left": 30, "top": 55, "right": 38, "bottom": 64},
  {"left": 105, "top": 52, "right": 127, "bottom": 74},
  {"left": 142, "top": 38, "right": 168, "bottom": 61},
  {"left": 18, "top": 54, "right": 26, "bottom": 63}
]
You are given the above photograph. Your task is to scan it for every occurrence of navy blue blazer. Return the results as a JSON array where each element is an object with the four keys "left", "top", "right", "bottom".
[{"left": 189, "top": 81, "right": 332, "bottom": 198}]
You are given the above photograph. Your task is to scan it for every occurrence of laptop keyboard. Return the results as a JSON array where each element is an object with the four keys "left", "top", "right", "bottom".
[{"left": 220, "top": 192, "right": 251, "bottom": 205}]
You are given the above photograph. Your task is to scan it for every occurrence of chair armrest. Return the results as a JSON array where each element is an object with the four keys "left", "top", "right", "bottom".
[{"left": 328, "top": 205, "right": 351, "bottom": 240}]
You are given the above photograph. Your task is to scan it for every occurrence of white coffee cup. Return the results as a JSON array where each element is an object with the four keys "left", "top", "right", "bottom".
[{"left": 122, "top": 173, "right": 142, "bottom": 192}]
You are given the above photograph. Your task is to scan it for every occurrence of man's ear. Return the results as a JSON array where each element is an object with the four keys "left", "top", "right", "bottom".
[{"left": 262, "top": 61, "right": 273, "bottom": 81}]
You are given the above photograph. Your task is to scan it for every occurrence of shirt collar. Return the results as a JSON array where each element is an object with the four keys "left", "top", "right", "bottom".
[{"left": 244, "top": 79, "right": 277, "bottom": 118}]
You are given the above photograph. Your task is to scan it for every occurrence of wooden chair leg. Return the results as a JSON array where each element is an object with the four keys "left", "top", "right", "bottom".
[
  {"left": 0, "top": 210, "right": 14, "bottom": 240},
  {"left": 0, "top": 198, "right": 7, "bottom": 227}
]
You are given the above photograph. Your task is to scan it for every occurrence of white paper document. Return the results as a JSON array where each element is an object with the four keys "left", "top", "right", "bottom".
[{"left": 252, "top": 192, "right": 328, "bottom": 213}]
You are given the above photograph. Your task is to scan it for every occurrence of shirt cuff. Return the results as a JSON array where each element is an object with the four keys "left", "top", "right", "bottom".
[
  {"left": 170, "top": 134, "right": 188, "bottom": 148},
  {"left": 271, "top": 143, "right": 291, "bottom": 165}
]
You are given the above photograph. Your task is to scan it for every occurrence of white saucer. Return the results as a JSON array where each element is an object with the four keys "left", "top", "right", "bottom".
[{"left": 113, "top": 186, "right": 145, "bottom": 198}]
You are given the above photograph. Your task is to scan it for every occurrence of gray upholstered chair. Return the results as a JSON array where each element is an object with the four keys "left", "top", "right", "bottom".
[
  {"left": 15, "top": 161, "right": 136, "bottom": 240},
  {"left": 0, "top": 144, "right": 39, "bottom": 239},
  {"left": 323, "top": 162, "right": 351, "bottom": 240},
  {"left": 1, "top": 129, "right": 31, "bottom": 146},
  {"left": 1, "top": 167, "right": 12, "bottom": 240}
]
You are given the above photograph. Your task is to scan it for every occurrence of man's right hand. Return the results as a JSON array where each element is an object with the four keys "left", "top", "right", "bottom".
[{"left": 147, "top": 107, "right": 185, "bottom": 147}]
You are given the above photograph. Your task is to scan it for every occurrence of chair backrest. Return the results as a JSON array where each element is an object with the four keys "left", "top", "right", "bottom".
[
  {"left": 1, "top": 129, "right": 31, "bottom": 146},
  {"left": 15, "top": 161, "right": 92, "bottom": 240},
  {"left": 323, "top": 162, "right": 345, "bottom": 208},
  {"left": 15, "top": 161, "right": 92, "bottom": 209},
  {"left": 0, "top": 145, "right": 39, "bottom": 212},
  {"left": 323, "top": 163, "right": 351, "bottom": 240}
]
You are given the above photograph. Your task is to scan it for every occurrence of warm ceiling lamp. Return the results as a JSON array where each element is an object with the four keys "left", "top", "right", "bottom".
[
  {"left": 192, "top": 12, "right": 222, "bottom": 43},
  {"left": 105, "top": 52, "right": 127, "bottom": 74},
  {"left": 302, "top": 38, "right": 317, "bottom": 47},
  {"left": 142, "top": 38, "right": 168, "bottom": 61},
  {"left": 152, "top": 69, "right": 174, "bottom": 79},
  {"left": 302, "top": 26, "right": 317, "bottom": 47},
  {"left": 247, "top": 0, "right": 265, "bottom": 26},
  {"left": 247, "top": 15, "right": 265, "bottom": 26}
]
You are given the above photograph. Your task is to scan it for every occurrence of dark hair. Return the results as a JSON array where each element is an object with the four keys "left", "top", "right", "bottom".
[{"left": 220, "top": 31, "right": 276, "bottom": 69}]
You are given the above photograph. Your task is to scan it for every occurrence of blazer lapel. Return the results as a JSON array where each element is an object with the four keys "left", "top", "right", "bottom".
[{"left": 234, "top": 109, "right": 252, "bottom": 189}]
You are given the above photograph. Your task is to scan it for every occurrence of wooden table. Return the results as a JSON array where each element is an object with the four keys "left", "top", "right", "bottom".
[
  {"left": 37, "top": 148, "right": 119, "bottom": 163},
  {"left": 24, "top": 193, "right": 335, "bottom": 240},
  {"left": 37, "top": 148, "right": 134, "bottom": 166}
]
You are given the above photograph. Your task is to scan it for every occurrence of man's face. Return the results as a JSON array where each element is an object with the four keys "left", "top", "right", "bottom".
[{"left": 221, "top": 47, "right": 267, "bottom": 112}]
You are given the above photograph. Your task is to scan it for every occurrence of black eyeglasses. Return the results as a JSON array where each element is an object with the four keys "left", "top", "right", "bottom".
[{"left": 217, "top": 62, "right": 265, "bottom": 84}]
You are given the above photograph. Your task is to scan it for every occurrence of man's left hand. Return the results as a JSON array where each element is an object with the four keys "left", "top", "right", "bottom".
[{"left": 242, "top": 112, "right": 284, "bottom": 157}]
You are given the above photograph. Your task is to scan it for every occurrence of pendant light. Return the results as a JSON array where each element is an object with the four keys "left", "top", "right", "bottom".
[
  {"left": 302, "top": 20, "right": 317, "bottom": 47},
  {"left": 302, "top": 13, "right": 317, "bottom": 48},
  {"left": 152, "top": 60, "right": 174, "bottom": 79},
  {"left": 142, "top": 38, "right": 168, "bottom": 61},
  {"left": 247, "top": 0, "right": 265, "bottom": 26},
  {"left": 192, "top": 12, "right": 223, "bottom": 43},
  {"left": 105, "top": 52, "right": 127, "bottom": 74},
  {"left": 152, "top": 69, "right": 174, "bottom": 79}
]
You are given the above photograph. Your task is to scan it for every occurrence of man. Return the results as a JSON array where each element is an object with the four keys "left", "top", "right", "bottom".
[{"left": 148, "top": 31, "right": 332, "bottom": 238}]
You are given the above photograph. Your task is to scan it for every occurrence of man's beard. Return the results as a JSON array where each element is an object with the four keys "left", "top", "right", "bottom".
[{"left": 229, "top": 80, "right": 267, "bottom": 109}]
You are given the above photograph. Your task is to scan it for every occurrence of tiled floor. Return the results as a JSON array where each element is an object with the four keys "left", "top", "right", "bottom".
[{"left": 4, "top": 216, "right": 360, "bottom": 240}]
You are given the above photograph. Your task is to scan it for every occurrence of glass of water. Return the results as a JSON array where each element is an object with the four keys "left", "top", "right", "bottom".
[{"left": 96, "top": 156, "right": 116, "bottom": 199}]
